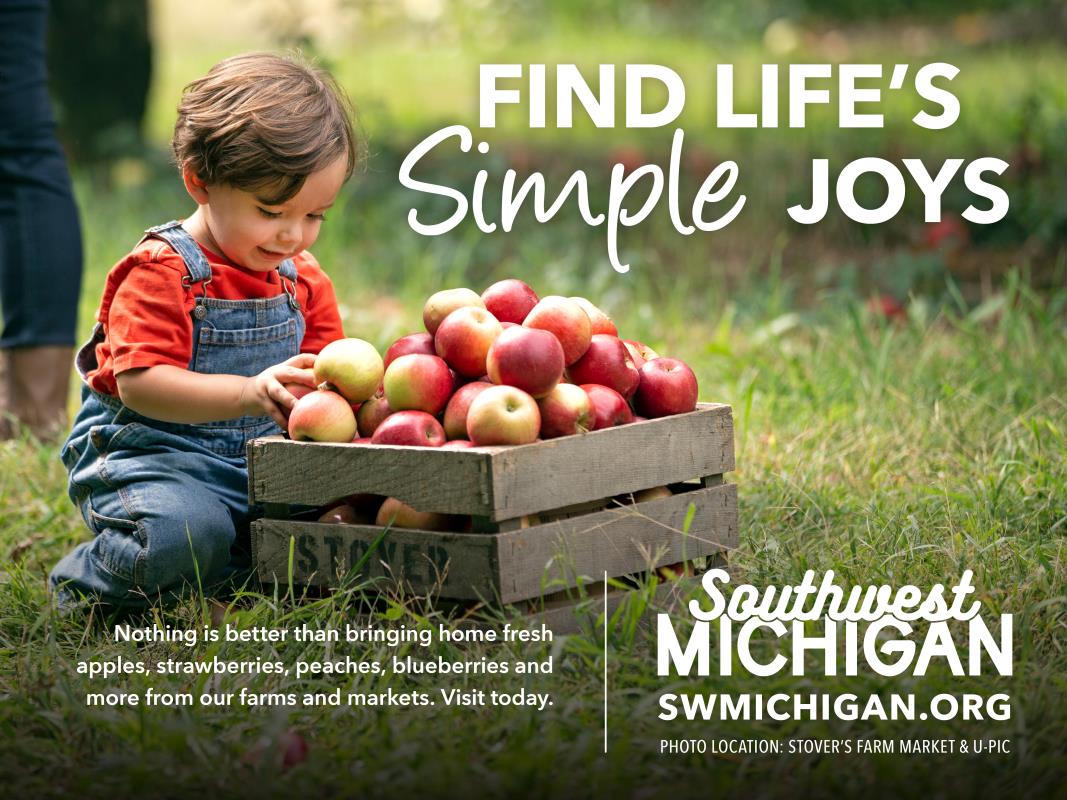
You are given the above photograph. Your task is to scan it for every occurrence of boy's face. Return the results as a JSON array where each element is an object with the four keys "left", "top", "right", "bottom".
[{"left": 184, "top": 154, "right": 347, "bottom": 272}]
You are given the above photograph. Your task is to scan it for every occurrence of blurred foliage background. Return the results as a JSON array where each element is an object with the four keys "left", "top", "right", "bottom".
[{"left": 44, "top": 0, "right": 1067, "bottom": 337}]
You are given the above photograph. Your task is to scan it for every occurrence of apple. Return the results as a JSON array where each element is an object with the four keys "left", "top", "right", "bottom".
[
  {"left": 317, "top": 502, "right": 363, "bottom": 524},
  {"left": 287, "top": 390, "right": 357, "bottom": 442},
  {"left": 442, "top": 381, "right": 493, "bottom": 440},
  {"left": 656, "top": 561, "right": 696, "bottom": 581},
  {"left": 537, "top": 383, "right": 594, "bottom": 439},
  {"left": 567, "top": 334, "right": 640, "bottom": 398},
  {"left": 376, "top": 497, "right": 458, "bottom": 531},
  {"left": 313, "top": 338, "right": 384, "bottom": 404},
  {"left": 580, "top": 384, "right": 634, "bottom": 429},
  {"left": 632, "top": 485, "right": 673, "bottom": 503},
  {"left": 486, "top": 326, "right": 565, "bottom": 399},
  {"left": 622, "top": 339, "right": 660, "bottom": 369},
  {"left": 633, "top": 358, "right": 698, "bottom": 418},
  {"left": 383, "top": 353, "right": 453, "bottom": 415},
  {"left": 570, "top": 296, "right": 617, "bottom": 336},
  {"left": 466, "top": 385, "right": 541, "bottom": 446},
  {"left": 482, "top": 279, "right": 539, "bottom": 324},
  {"left": 243, "top": 729, "right": 309, "bottom": 772},
  {"left": 370, "top": 410, "right": 446, "bottom": 447},
  {"left": 441, "top": 439, "right": 476, "bottom": 449},
  {"left": 283, "top": 383, "right": 316, "bottom": 402},
  {"left": 434, "top": 306, "right": 503, "bottom": 378},
  {"left": 355, "top": 394, "right": 392, "bottom": 437},
  {"left": 423, "top": 288, "right": 485, "bottom": 336},
  {"left": 384, "top": 332, "right": 435, "bottom": 369},
  {"left": 523, "top": 295, "right": 592, "bottom": 365}
]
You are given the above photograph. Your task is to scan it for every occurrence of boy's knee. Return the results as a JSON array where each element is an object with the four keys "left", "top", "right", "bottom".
[{"left": 140, "top": 503, "right": 235, "bottom": 593}]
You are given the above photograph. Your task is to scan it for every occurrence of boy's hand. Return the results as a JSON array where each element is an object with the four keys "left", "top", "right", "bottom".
[{"left": 239, "top": 353, "right": 319, "bottom": 428}]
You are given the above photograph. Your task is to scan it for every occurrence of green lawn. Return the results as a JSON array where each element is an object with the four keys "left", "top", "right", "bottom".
[
  {"left": 1, "top": 9, "right": 1064, "bottom": 796},
  {"left": 2, "top": 220, "right": 1063, "bottom": 793}
]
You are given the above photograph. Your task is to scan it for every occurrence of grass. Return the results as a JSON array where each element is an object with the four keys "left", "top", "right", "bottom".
[
  {"left": 3, "top": 9, "right": 1065, "bottom": 795},
  {"left": 2, "top": 210, "right": 1064, "bottom": 794}
]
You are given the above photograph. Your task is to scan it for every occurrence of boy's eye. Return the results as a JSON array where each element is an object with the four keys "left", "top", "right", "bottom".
[
  {"left": 308, "top": 213, "right": 327, "bottom": 221},
  {"left": 257, "top": 207, "right": 282, "bottom": 218}
]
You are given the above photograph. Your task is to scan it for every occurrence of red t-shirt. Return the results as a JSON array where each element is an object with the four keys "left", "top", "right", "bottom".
[{"left": 85, "top": 236, "right": 345, "bottom": 396}]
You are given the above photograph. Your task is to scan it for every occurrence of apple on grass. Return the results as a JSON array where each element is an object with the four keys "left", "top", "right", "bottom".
[
  {"left": 523, "top": 295, "right": 592, "bottom": 365},
  {"left": 384, "top": 332, "right": 435, "bottom": 369},
  {"left": 423, "top": 288, "right": 485, "bottom": 336},
  {"left": 370, "top": 411, "right": 446, "bottom": 447},
  {"left": 382, "top": 353, "right": 453, "bottom": 415},
  {"left": 567, "top": 334, "right": 640, "bottom": 398},
  {"left": 466, "top": 385, "right": 541, "bottom": 446},
  {"left": 288, "top": 390, "right": 357, "bottom": 442},
  {"left": 486, "top": 326, "right": 565, "bottom": 398},
  {"left": 580, "top": 384, "right": 634, "bottom": 430},
  {"left": 537, "top": 383, "right": 593, "bottom": 439},
  {"left": 570, "top": 296, "right": 617, "bottom": 336},
  {"left": 482, "top": 279, "right": 539, "bottom": 324},
  {"left": 313, "top": 338, "right": 384, "bottom": 404},
  {"left": 633, "top": 358, "right": 698, "bottom": 418},
  {"left": 442, "top": 381, "right": 493, "bottom": 440},
  {"left": 434, "top": 306, "right": 503, "bottom": 378}
]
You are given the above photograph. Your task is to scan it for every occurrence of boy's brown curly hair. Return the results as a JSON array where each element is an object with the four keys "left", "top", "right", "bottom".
[{"left": 172, "top": 52, "right": 361, "bottom": 203}]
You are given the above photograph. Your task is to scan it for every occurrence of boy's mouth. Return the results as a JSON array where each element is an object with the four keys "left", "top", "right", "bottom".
[{"left": 257, "top": 247, "right": 293, "bottom": 260}]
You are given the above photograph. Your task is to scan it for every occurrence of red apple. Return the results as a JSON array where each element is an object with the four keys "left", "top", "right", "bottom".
[
  {"left": 622, "top": 339, "right": 660, "bottom": 369},
  {"left": 370, "top": 411, "right": 446, "bottom": 447},
  {"left": 423, "top": 288, "right": 485, "bottom": 336},
  {"left": 482, "top": 279, "right": 539, "bottom": 324},
  {"left": 537, "top": 383, "right": 594, "bottom": 439},
  {"left": 434, "top": 306, "right": 503, "bottom": 378},
  {"left": 633, "top": 358, "right": 698, "bottom": 418},
  {"left": 376, "top": 497, "right": 457, "bottom": 531},
  {"left": 441, "top": 439, "right": 476, "bottom": 449},
  {"left": 580, "top": 384, "right": 634, "bottom": 430},
  {"left": 288, "top": 390, "right": 357, "bottom": 442},
  {"left": 570, "top": 296, "right": 617, "bottom": 336},
  {"left": 523, "top": 295, "right": 592, "bottom": 365},
  {"left": 313, "top": 338, "right": 384, "bottom": 403},
  {"left": 317, "top": 502, "right": 362, "bottom": 524},
  {"left": 384, "top": 332, "right": 436, "bottom": 369},
  {"left": 382, "top": 353, "right": 453, "bottom": 415},
  {"left": 283, "top": 383, "right": 316, "bottom": 402},
  {"left": 466, "top": 385, "right": 541, "bottom": 446},
  {"left": 442, "top": 381, "right": 493, "bottom": 440},
  {"left": 567, "top": 335, "right": 640, "bottom": 398},
  {"left": 486, "top": 326, "right": 565, "bottom": 399},
  {"left": 355, "top": 394, "right": 393, "bottom": 437}
]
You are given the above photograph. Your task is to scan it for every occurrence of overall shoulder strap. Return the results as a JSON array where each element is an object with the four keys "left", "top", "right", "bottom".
[{"left": 138, "top": 221, "right": 212, "bottom": 285}]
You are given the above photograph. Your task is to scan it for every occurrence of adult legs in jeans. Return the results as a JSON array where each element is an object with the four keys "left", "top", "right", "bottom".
[{"left": 0, "top": 1, "right": 84, "bottom": 440}]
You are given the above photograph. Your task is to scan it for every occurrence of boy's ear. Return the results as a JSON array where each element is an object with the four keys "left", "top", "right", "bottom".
[{"left": 181, "top": 163, "right": 210, "bottom": 204}]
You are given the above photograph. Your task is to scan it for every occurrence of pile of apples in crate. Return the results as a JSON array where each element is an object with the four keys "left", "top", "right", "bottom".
[{"left": 286, "top": 279, "right": 699, "bottom": 450}]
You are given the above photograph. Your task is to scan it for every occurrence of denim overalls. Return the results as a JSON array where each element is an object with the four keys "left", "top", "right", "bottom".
[{"left": 49, "top": 221, "right": 305, "bottom": 609}]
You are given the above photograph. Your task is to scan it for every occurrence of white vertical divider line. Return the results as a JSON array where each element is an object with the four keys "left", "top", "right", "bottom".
[{"left": 603, "top": 570, "right": 608, "bottom": 754}]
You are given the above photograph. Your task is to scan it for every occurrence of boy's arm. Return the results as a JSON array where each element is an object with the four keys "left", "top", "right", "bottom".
[{"left": 116, "top": 354, "right": 318, "bottom": 428}]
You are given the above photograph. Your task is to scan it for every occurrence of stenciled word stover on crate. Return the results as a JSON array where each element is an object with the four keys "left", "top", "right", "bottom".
[{"left": 248, "top": 403, "right": 737, "bottom": 606}]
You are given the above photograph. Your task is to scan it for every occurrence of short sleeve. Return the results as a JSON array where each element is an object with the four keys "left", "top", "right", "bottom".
[
  {"left": 297, "top": 257, "right": 345, "bottom": 354},
  {"left": 108, "top": 262, "right": 194, "bottom": 375}
]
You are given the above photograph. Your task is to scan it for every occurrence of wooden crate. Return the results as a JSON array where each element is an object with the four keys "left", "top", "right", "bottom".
[{"left": 248, "top": 402, "right": 736, "bottom": 605}]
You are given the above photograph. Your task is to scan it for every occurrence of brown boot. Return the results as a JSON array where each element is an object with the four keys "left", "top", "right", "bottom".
[{"left": 0, "top": 345, "right": 74, "bottom": 441}]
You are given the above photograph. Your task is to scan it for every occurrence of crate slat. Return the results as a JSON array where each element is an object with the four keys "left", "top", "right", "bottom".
[
  {"left": 248, "top": 402, "right": 733, "bottom": 521},
  {"left": 252, "top": 483, "right": 736, "bottom": 602}
]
